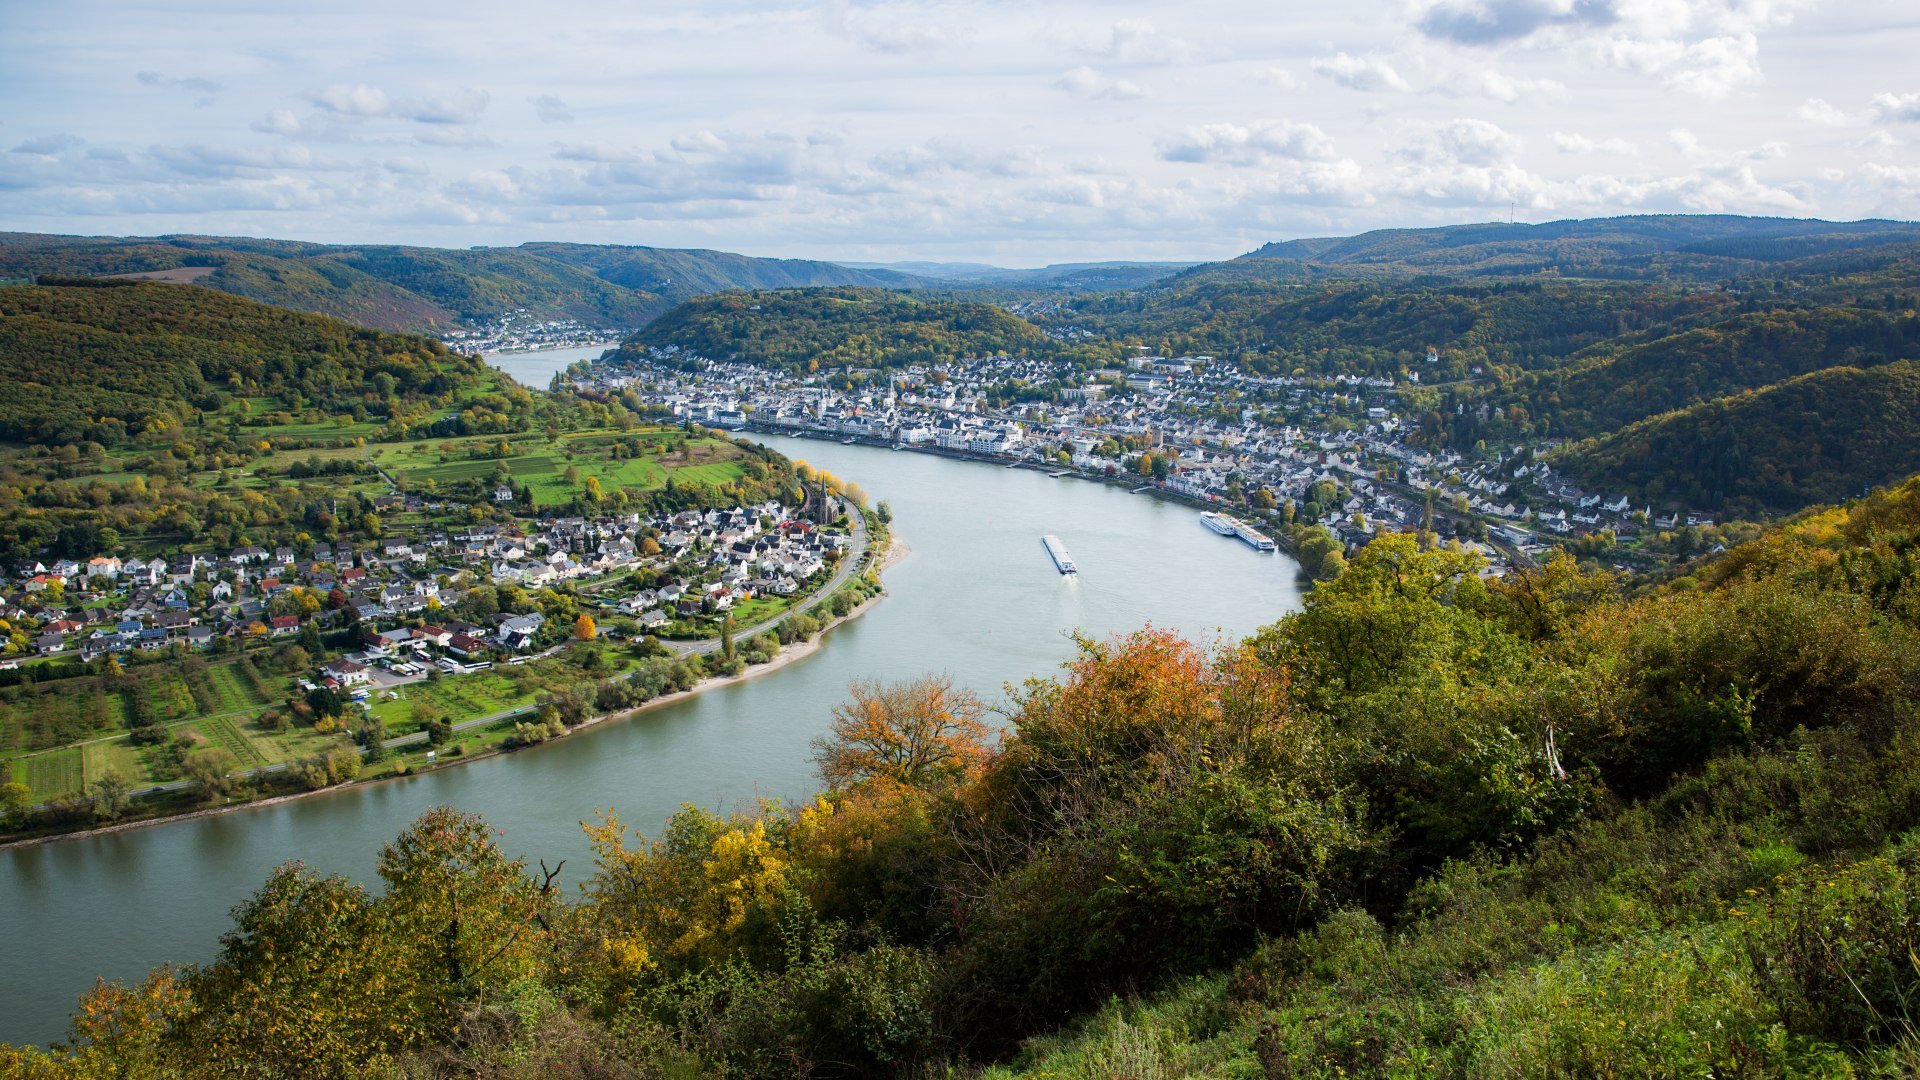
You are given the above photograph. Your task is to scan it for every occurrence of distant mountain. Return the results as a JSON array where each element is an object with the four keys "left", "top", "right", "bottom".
[
  {"left": 612, "top": 287, "right": 1067, "bottom": 371},
  {"left": 1200, "top": 215, "right": 1920, "bottom": 284},
  {"left": 0, "top": 233, "right": 931, "bottom": 336},
  {"left": 841, "top": 260, "right": 1194, "bottom": 290}
]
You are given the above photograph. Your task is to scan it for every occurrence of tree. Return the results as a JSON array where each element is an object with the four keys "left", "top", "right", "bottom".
[
  {"left": 876, "top": 500, "right": 894, "bottom": 525},
  {"left": 0, "top": 780, "right": 31, "bottom": 825},
  {"left": 89, "top": 771, "right": 132, "bottom": 822},
  {"left": 721, "top": 613, "right": 736, "bottom": 662},
  {"left": 813, "top": 674, "right": 991, "bottom": 789},
  {"left": 183, "top": 747, "right": 240, "bottom": 802}
]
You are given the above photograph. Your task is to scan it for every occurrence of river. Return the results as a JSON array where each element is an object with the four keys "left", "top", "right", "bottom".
[
  {"left": 0, "top": 430, "right": 1305, "bottom": 1047},
  {"left": 483, "top": 343, "right": 614, "bottom": 388}
]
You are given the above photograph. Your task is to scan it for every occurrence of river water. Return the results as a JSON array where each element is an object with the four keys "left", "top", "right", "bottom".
[
  {"left": 0, "top": 367, "right": 1306, "bottom": 1047},
  {"left": 483, "top": 343, "right": 613, "bottom": 388}
]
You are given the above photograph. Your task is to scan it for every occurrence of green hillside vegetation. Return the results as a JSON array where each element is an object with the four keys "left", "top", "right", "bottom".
[
  {"left": 0, "top": 281, "right": 791, "bottom": 565},
  {"left": 0, "top": 279, "right": 478, "bottom": 447},
  {"left": 1511, "top": 301, "right": 1920, "bottom": 440},
  {"left": 0, "top": 233, "right": 926, "bottom": 334},
  {"left": 1557, "top": 360, "right": 1920, "bottom": 515},
  {"left": 1060, "top": 276, "right": 1712, "bottom": 381},
  {"left": 1226, "top": 214, "right": 1920, "bottom": 282},
  {"left": 615, "top": 287, "right": 1084, "bottom": 372},
  {"left": 16, "top": 476, "right": 1920, "bottom": 1077}
]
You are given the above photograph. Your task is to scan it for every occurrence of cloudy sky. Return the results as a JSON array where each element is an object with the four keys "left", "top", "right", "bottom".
[{"left": 1, "top": 0, "right": 1916, "bottom": 264}]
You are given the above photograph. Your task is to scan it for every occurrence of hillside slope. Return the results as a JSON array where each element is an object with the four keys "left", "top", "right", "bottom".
[
  {"left": 0, "top": 278, "right": 486, "bottom": 445},
  {"left": 1557, "top": 360, "right": 1920, "bottom": 514},
  {"left": 0, "top": 233, "right": 928, "bottom": 334},
  {"left": 612, "top": 286, "right": 1064, "bottom": 371},
  {"left": 1225, "top": 214, "right": 1920, "bottom": 282}
]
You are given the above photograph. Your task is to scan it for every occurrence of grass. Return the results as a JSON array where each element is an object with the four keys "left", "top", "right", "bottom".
[
  {"left": 22, "top": 748, "right": 83, "bottom": 800},
  {"left": 728, "top": 595, "right": 794, "bottom": 627},
  {"left": 191, "top": 715, "right": 269, "bottom": 769},
  {"left": 80, "top": 740, "right": 144, "bottom": 787}
]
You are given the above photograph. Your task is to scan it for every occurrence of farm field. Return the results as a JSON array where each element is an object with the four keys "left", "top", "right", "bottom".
[
  {"left": 2, "top": 654, "right": 308, "bottom": 801},
  {"left": 372, "top": 426, "right": 750, "bottom": 508}
]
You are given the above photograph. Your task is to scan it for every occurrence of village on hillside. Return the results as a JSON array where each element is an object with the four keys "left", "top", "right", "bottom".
[
  {"left": 6, "top": 500, "right": 850, "bottom": 686},
  {"left": 584, "top": 345, "right": 1718, "bottom": 578}
]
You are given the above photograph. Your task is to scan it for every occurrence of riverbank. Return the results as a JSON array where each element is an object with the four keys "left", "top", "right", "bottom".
[
  {"left": 753, "top": 424, "right": 1307, "bottom": 559},
  {"left": 0, "top": 534, "right": 903, "bottom": 853}
]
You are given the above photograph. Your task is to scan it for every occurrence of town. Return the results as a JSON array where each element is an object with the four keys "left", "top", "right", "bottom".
[
  {"left": 9, "top": 498, "right": 855, "bottom": 679},
  {"left": 583, "top": 343, "right": 1722, "bottom": 579}
]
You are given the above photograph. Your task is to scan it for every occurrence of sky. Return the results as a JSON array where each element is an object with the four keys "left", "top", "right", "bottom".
[{"left": 1, "top": 0, "right": 1917, "bottom": 265}]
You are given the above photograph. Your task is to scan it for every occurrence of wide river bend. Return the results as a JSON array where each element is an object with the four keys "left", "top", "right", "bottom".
[{"left": 0, "top": 352, "right": 1305, "bottom": 1046}]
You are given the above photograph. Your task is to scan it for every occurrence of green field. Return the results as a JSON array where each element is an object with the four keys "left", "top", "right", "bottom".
[
  {"left": 80, "top": 740, "right": 143, "bottom": 786},
  {"left": 1, "top": 656, "right": 309, "bottom": 801},
  {"left": 372, "top": 429, "right": 748, "bottom": 508},
  {"left": 22, "top": 748, "right": 82, "bottom": 800}
]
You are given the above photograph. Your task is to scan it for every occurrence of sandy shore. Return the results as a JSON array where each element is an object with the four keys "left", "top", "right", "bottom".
[{"left": 0, "top": 534, "right": 906, "bottom": 851}]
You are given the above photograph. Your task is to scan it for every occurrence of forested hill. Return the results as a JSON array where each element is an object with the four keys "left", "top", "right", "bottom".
[
  {"left": 0, "top": 279, "right": 487, "bottom": 446},
  {"left": 0, "top": 233, "right": 924, "bottom": 335},
  {"left": 611, "top": 287, "right": 1075, "bottom": 371},
  {"left": 1215, "top": 213, "right": 1920, "bottom": 283},
  {"left": 1556, "top": 360, "right": 1920, "bottom": 516}
]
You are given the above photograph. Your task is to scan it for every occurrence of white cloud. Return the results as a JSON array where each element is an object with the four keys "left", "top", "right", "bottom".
[
  {"left": 1406, "top": 119, "right": 1523, "bottom": 166},
  {"left": 1553, "top": 131, "right": 1637, "bottom": 154},
  {"left": 1054, "top": 66, "right": 1147, "bottom": 101},
  {"left": 1459, "top": 69, "right": 1569, "bottom": 102},
  {"left": 1795, "top": 98, "right": 1851, "bottom": 125},
  {"left": 1159, "top": 120, "right": 1338, "bottom": 165},
  {"left": 818, "top": 0, "right": 953, "bottom": 53},
  {"left": 307, "top": 84, "right": 489, "bottom": 125},
  {"left": 1415, "top": 0, "right": 1617, "bottom": 45},
  {"left": 8, "top": 133, "right": 84, "bottom": 156},
  {"left": 253, "top": 109, "right": 307, "bottom": 137},
  {"left": 1602, "top": 32, "right": 1759, "bottom": 99},
  {"left": 1311, "top": 52, "right": 1410, "bottom": 92},
  {"left": 1082, "top": 20, "right": 1195, "bottom": 64},
  {"left": 1869, "top": 92, "right": 1920, "bottom": 124},
  {"left": 135, "top": 71, "right": 222, "bottom": 99},
  {"left": 529, "top": 95, "right": 574, "bottom": 124},
  {"left": 310, "top": 83, "right": 390, "bottom": 118}
]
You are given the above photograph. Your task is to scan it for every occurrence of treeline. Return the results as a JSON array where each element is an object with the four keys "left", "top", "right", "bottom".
[
  {"left": 0, "top": 232, "right": 916, "bottom": 334},
  {"left": 1224, "top": 214, "right": 1920, "bottom": 282},
  {"left": 1556, "top": 360, "right": 1920, "bottom": 515},
  {"left": 0, "top": 282, "right": 479, "bottom": 447},
  {"left": 15, "top": 474, "right": 1920, "bottom": 1076},
  {"left": 615, "top": 287, "right": 1082, "bottom": 373},
  {"left": 1062, "top": 277, "right": 1710, "bottom": 382},
  {"left": 1510, "top": 300, "right": 1920, "bottom": 440}
]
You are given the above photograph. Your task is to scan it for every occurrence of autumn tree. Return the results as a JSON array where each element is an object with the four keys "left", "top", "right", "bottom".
[
  {"left": 183, "top": 747, "right": 240, "bottom": 802},
  {"left": 813, "top": 674, "right": 991, "bottom": 790},
  {"left": 573, "top": 614, "right": 597, "bottom": 641}
]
